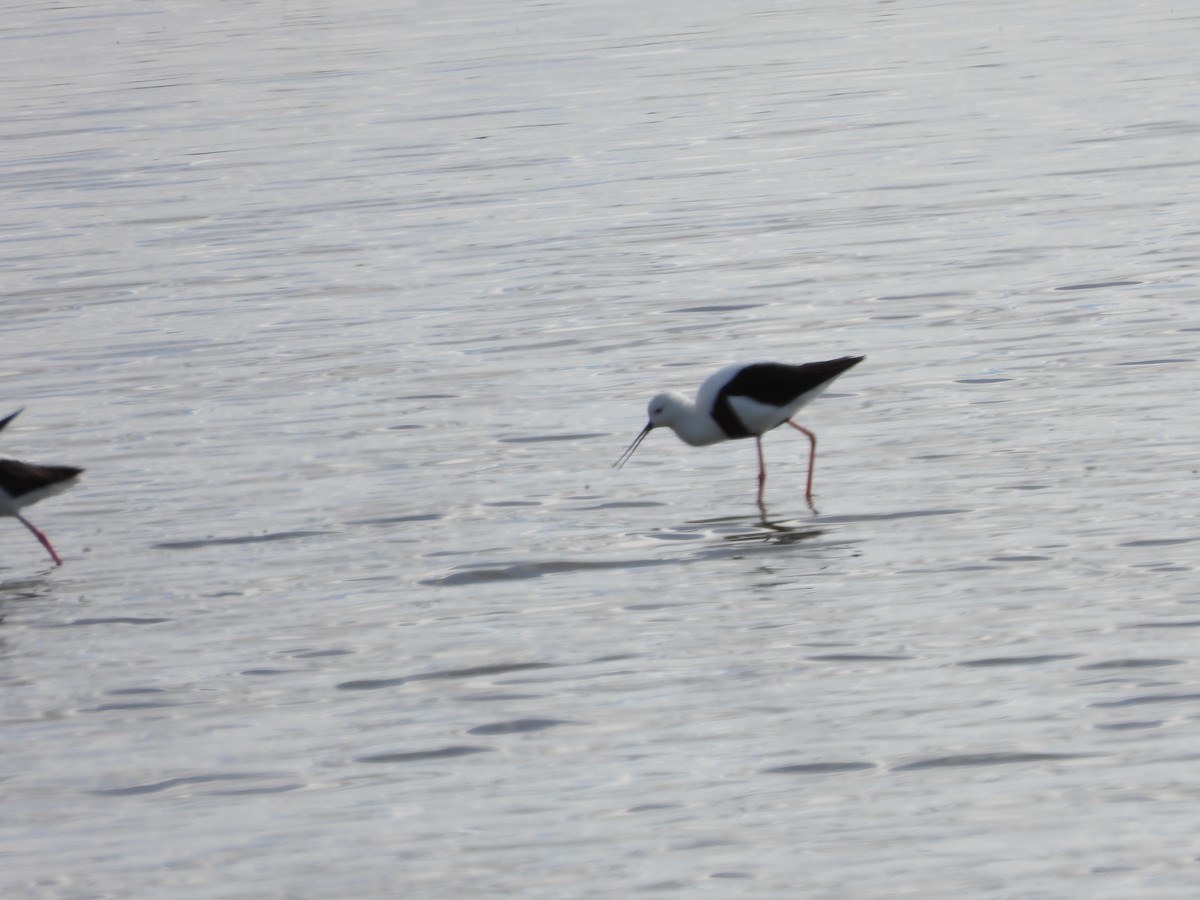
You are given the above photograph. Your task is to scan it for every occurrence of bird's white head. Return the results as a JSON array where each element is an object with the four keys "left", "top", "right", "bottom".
[
  {"left": 614, "top": 391, "right": 695, "bottom": 470},
  {"left": 646, "top": 391, "right": 689, "bottom": 428}
]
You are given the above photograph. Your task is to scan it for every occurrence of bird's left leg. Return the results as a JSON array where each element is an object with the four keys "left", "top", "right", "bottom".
[{"left": 755, "top": 435, "right": 768, "bottom": 505}]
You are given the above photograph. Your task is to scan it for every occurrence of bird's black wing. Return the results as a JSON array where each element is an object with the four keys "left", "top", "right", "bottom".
[
  {"left": 0, "top": 407, "right": 24, "bottom": 434},
  {"left": 0, "top": 460, "right": 83, "bottom": 500},
  {"left": 721, "top": 357, "right": 864, "bottom": 407}
]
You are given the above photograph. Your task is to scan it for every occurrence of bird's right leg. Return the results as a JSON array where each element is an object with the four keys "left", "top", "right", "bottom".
[{"left": 16, "top": 513, "right": 62, "bottom": 566}]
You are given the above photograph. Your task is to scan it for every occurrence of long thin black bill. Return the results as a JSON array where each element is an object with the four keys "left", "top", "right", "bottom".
[{"left": 613, "top": 422, "right": 653, "bottom": 470}]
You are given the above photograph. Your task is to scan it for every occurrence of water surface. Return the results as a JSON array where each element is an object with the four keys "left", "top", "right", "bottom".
[{"left": 4, "top": 0, "right": 1200, "bottom": 896}]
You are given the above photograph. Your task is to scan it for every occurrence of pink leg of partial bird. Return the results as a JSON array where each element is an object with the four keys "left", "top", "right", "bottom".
[
  {"left": 787, "top": 421, "right": 818, "bottom": 499},
  {"left": 755, "top": 435, "right": 767, "bottom": 505},
  {"left": 16, "top": 513, "right": 63, "bottom": 566}
]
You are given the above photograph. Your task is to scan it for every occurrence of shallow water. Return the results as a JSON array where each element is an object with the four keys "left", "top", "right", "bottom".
[{"left": 5, "top": 0, "right": 1200, "bottom": 896}]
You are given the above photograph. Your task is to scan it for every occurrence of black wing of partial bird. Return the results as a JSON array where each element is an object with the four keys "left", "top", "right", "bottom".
[{"left": 0, "top": 407, "right": 24, "bottom": 434}]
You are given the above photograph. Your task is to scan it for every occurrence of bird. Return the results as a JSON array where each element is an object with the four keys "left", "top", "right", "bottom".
[
  {"left": 0, "top": 408, "right": 83, "bottom": 567},
  {"left": 614, "top": 356, "right": 864, "bottom": 507}
]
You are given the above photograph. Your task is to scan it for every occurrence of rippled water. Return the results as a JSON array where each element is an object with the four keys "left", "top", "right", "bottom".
[{"left": 5, "top": 0, "right": 1200, "bottom": 896}]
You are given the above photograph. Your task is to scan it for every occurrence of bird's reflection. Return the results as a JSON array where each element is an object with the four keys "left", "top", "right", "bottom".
[
  {"left": 690, "top": 510, "right": 825, "bottom": 546},
  {"left": 758, "top": 495, "right": 816, "bottom": 520}
]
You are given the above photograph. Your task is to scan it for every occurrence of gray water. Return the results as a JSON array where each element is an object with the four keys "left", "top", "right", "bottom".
[{"left": 5, "top": 1, "right": 1200, "bottom": 896}]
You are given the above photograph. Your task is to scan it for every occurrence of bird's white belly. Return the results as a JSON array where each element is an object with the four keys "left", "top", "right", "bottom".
[{"left": 728, "top": 388, "right": 827, "bottom": 435}]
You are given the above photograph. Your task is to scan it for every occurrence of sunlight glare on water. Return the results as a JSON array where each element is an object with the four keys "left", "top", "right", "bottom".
[{"left": 4, "top": 0, "right": 1200, "bottom": 896}]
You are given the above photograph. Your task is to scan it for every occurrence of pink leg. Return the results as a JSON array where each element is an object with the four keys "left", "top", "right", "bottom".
[
  {"left": 787, "top": 421, "right": 817, "bottom": 499},
  {"left": 755, "top": 435, "right": 767, "bottom": 505},
  {"left": 16, "top": 513, "right": 63, "bottom": 566}
]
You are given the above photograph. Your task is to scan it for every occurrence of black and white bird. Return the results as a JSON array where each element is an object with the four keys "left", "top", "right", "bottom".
[
  {"left": 0, "top": 408, "right": 83, "bottom": 567},
  {"left": 615, "top": 356, "right": 864, "bottom": 506}
]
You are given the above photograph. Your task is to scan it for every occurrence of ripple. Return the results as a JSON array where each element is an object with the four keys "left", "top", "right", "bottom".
[
  {"left": 337, "top": 661, "right": 557, "bottom": 691},
  {"left": 422, "top": 558, "right": 671, "bottom": 586},
  {"left": 958, "top": 654, "right": 1078, "bottom": 667},
  {"left": 1054, "top": 280, "right": 1142, "bottom": 290},
  {"left": 51, "top": 617, "right": 170, "bottom": 627},
  {"left": 1090, "top": 692, "right": 1200, "bottom": 708},
  {"left": 155, "top": 530, "right": 329, "bottom": 549},
  {"left": 1110, "top": 358, "right": 1193, "bottom": 366},
  {"left": 672, "top": 304, "right": 762, "bottom": 313},
  {"left": 1118, "top": 537, "right": 1198, "bottom": 547},
  {"left": 416, "top": 662, "right": 558, "bottom": 682},
  {"left": 467, "top": 718, "right": 570, "bottom": 735},
  {"left": 893, "top": 752, "right": 1093, "bottom": 771},
  {"left": 1079, "top": 658, "right": 1181, "bottom": 670},
  {"left": 359, "top": 746, "right": 491, "bottom": 763},
  {"left": 581, "top": 501, "right": 665, "bottom": 509},
  {"left": 91, "top": 772, "right": 294, "bottom": 796},
  {"left": 819, "top": 508, "right": 970, "bottom": 524},
  {"left": 348, "top": 514, "right": 441, "bottom": 526},
  {"left": 764, "top": 762, "right": 877, "bottom": 775}
]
